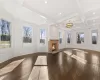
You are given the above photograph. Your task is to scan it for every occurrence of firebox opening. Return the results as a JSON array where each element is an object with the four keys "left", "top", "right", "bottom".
[
  {"left": 52, "top": 43, "right": 56, "bottom": 51},
  {"left": 48, "top": 40, "right": 59, "bottom": 52}
]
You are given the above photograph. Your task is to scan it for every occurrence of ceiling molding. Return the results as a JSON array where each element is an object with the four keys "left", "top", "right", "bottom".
[
  {"left": 22, "top": 1, "right": 57, "bottom": 23},
  {"left": 57, "top": 13, "right": 79, "bottom": 23}
]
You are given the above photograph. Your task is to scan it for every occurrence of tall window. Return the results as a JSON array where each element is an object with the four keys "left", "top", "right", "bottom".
[
  {"left": 77, "top": 32, "right": 84, "bottom": 44},
  {"left": 92, "top": 30, "right": 98, "bottom": 44},
  {"left": 40, "top": 29, "right": 46, "bottom": 44},
  {"left": 0, "top": 19, "right": 11, "bottom": 48},
  {"left": 23, "top": 26, "right": 32, "bottom": 43},
  {"left": 59, "top": 32, "right": 62, "bottom": 44},
  {"left": 67, "top": 32, "right": 71, "bottom": 43}
]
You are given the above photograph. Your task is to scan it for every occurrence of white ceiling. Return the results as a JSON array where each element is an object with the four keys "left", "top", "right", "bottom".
[
  {"left": 1, "top": 0, "right": 100, "bottom": 27},
  {"left": 23, "top": 0, "right": 78, "bottom": 21}
]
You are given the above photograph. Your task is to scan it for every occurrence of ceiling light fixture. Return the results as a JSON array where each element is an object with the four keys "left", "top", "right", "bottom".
[
  {"left": 40, "top": 15, "right": 47, "bottom": 19},
  {"left": 45, "top": 1, "right": 47, "bottom": 4},
  {"left": 93, "top": 12, "right": 95, "bottom": 15},
  {"left": 59, "top": 13, "right": 62, "bottom": 15},
  {"left": 66, "top": 23, "right": 73, "bottom": 28}
]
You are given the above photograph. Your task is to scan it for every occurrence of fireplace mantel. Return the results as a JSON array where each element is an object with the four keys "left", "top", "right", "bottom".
[{"left": 48, "top": 40, "right": 59, "bottom": 52}]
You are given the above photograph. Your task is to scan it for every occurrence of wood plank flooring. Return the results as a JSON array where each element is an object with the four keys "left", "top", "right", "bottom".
[{"left": 0, "top": 49, "right": 100, "bottom": 80}]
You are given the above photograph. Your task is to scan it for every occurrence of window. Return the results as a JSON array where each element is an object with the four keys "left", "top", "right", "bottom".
[
  {"left": 67, "top": 32, "right": 71, "bottom": 43},
  {"left": 40, "top": 29, "right": 46, "bottom": 44},
  {"left": 77, "top": 32, "right": 84, "bottom": 44},
  {"left": 92, "top": 30, "right": 98, "bottom": 44},
  {"left": 23, "top": 26, "right": 32, "bottom": 43},
  {"left": 0, "top": 19, "right": 11, "bottom": 48},
  {"left": 59, "top": 32, "right": 62, "bottom": 44}
]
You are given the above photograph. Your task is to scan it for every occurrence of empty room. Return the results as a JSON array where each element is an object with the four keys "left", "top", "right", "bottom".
[{"left": 0, "top": 0, "right": 100, "bottom": 80}]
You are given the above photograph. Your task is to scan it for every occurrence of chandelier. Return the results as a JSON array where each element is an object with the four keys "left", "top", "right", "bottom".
[{"left": 66, "top": 23, "right": 73, "bottom": 28}]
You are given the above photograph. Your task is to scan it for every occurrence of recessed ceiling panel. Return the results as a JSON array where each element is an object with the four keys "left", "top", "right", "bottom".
[
  {"left": 23, "top": 0, "right": 78, "bottom": 21},
  {"left": 79, "top": 0, "right": 100, "bottom": 12}
]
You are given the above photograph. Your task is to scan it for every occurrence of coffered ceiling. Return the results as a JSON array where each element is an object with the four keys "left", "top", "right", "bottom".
[
  {"left": 23, "top": 0, "right": 78, "bottom": 21},
  {"left": 1, "top": 0, "right": 100, "bottom": 27}
]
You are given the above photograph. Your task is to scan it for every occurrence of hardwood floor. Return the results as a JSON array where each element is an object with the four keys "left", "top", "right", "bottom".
[{"left": 0, "top": 49, "right": 100, "bottom": 80}]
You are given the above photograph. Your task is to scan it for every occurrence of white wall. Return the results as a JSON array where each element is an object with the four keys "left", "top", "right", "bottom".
[
  {"left": 0, "top": 1, "right": 55, "bottom": 63},
  {"left": 0, "top": 2, "right": 40, "bottom": 63},
  {"left": 0, "top": 0, "right": 100, "bottom": 63},
  {"left": 0, "top": 4, "right": 14, "bottom": 63},
  {"left": 13, "top": 20, "right": 38, "bottom": 57},
  {"left": 49, "top": 26, "right": 59, "bottom": 40},
  {"left": 66, "top": 25, "right": 100, "bottom": 52},
  {"left": 0, "top": 15, "right": 38, "bottom": 62},
  {"left": 49, "top": 26, "right": 67, "bottom": 49},
  {"left": 58, "top": 29, "right": 66, "bottom": 49},
  {"left": 37, "top": 24, "right": 49, "bottom": 52}
]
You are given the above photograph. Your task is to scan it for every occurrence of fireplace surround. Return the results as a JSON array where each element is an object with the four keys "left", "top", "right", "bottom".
[{"left": 48, "top": 40, "right": 59, "bottom": 52}]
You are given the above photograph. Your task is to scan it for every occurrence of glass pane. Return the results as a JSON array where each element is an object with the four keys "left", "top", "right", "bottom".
[
  {"left": 67, "top": 32, "right": 71, "bottom": 43},
  {"left": 40, "top": 29, "right": 46, "bottom": 44},
  {"left": 92, "top": 30, "right": 98, "bottom": 44},
  {"left": 23, "top": 26, "right": 32, "bottom": 43},
  {"left": 77, "top": 32, "right": 84, "bottom": 44},
  {"left": 0, "top": 19, "right": 11, "bottom": 48}
]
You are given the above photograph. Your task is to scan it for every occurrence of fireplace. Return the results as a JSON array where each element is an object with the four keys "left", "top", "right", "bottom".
[
  {"left": 48, "top": 40, "right": 59, "bottom": 52},
  {"left": 52, "top": 43, "right": 56, "bottom": 51}
]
